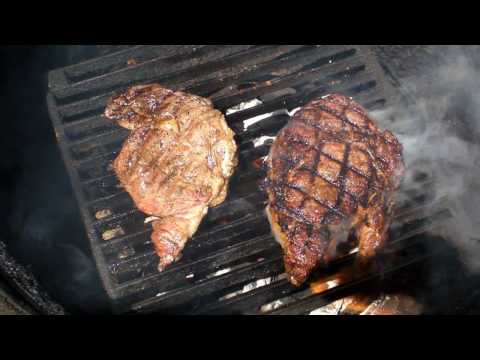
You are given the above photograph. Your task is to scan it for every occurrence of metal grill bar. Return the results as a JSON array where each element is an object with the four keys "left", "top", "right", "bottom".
[
  {"left": 124, "top": 197, "right": 453, "bottom": 313},
  {"left": 57, "top": 46, "right": 203, "bottom": 83},
  {"left": 90, "top": 163, "right": 435, "bottom": 268},
  {"left": 64, "top": 63, "right": 377, "bottom": 166}
]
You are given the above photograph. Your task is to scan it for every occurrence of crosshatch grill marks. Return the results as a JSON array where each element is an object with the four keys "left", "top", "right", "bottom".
[
  {"left": 311, "top": 101, "right": 395, "bottom": 146},
  {"left": 332, "top": 142, "right": 351, "bottom": 223},
  {"left": 284, "top": 136, "right": 375, "bottom": 184},
  {"left": 280, "top": 97, "right": 392, "bottom": 215},
  {"left": 293, "top": 112, "right": 390, "bottom": 167},
  {"left": 265, "top": 92, "right": 406, "bottom": 287},
  {"left": 271, "top": 180, "right": 346, "bottom": 223},
  {"left": 277, "top": 153, "right": 366, "bottom": 208},
  {"left": 363, "top": 155, "right": 376, "bottom": 208}
]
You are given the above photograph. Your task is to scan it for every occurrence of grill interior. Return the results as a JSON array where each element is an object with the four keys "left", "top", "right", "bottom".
[{"left": 46, "top": 45, "right": 457, "bottom": 314}]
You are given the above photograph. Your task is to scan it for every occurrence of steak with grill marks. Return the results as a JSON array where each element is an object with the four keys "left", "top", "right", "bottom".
[
  {"left": 265, "top": 93, "right": 405, "bottom": 286},
  {"left": 105, "top": 84, "right": 238, "bottom": 271}
]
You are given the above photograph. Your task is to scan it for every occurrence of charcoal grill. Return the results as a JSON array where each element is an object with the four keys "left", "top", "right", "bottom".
[{"left": 46, "top": 45, "right": 459, "bottom": 314}]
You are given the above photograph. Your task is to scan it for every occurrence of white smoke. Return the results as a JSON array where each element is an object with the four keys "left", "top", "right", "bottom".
[{"left": 370, "top": 46, "right": 480, "bottom": 273}]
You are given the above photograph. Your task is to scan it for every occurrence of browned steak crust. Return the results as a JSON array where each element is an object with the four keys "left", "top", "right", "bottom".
[
  {"left": 105, "top": 84, "right": 238, "bottom": 271},
  {"left": 265, "top": 94, "right": 404, "bottom": 285}
]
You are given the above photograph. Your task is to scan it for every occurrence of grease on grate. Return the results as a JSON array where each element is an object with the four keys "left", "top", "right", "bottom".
[
  {"left": 118, "top": 246, "right": 135, "bottom": 260},
  {"left": 95, "top": 209, "right": 112, "bottom": 220},
  {"left": 102, "top": 226, "right": 125, "bottom": 241}
]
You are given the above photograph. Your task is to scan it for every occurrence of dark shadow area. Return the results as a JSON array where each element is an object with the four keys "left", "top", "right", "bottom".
[{"left": 0, "top": 46, "right": 113, "bottom": 314}]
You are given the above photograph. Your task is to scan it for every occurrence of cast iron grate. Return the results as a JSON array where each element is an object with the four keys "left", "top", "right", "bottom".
[{"left": 47, "top": 45, "right": 455, "bottom": 314}]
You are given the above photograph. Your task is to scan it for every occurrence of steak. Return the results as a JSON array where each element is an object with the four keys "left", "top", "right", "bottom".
[
  {"left": 264, "top": 94, "right": 405, "bottom": 285},
  {"left": 105, "top": 84, "right": 238, "bottom": 271}
]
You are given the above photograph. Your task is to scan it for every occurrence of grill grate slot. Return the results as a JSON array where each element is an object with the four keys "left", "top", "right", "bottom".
[
  {"left": 67, "top": 72, "right": 383, "bottom": 168},
  {"left": 54, "top": 45, "right": 258, "bottom": 102},
  {"left": 47, "top": 45, "right": 450, "bottom": 314},
  {"left": 116, "top": 190, "right": 450, "bottom": 309},
  {"left": 59, "top": 46, "right": 203, "bottom": 84}
]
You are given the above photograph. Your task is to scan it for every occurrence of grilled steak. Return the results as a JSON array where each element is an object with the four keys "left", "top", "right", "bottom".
[
  {"left": 105, "top": 84, "right": 238, "bottom": 271},
  {"left": 265, "top": 94, "right": 405, "bottom": 285}
]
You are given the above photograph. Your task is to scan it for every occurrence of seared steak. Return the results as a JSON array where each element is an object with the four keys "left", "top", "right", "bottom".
[
  {"left": 265, "top": 94, "right": 405, "bottom": 285},
  {"left": 105, "top": 84, "right": 237, "bottom": 271}
]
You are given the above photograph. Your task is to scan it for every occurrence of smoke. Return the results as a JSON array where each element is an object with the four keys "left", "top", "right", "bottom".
[
  {"left": 0, "top": 46, "right": 110, "bottom": 314},
  {"left": 370, "top": 46, "right": 480, "bottom": 274},
  {"left": 8, "top": 142, "right": 110, "bottom": 314}
]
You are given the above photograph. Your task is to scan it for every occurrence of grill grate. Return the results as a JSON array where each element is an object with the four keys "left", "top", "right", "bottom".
[{"left": 47, "top": 45, "right": 455, "bottom": 314}]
